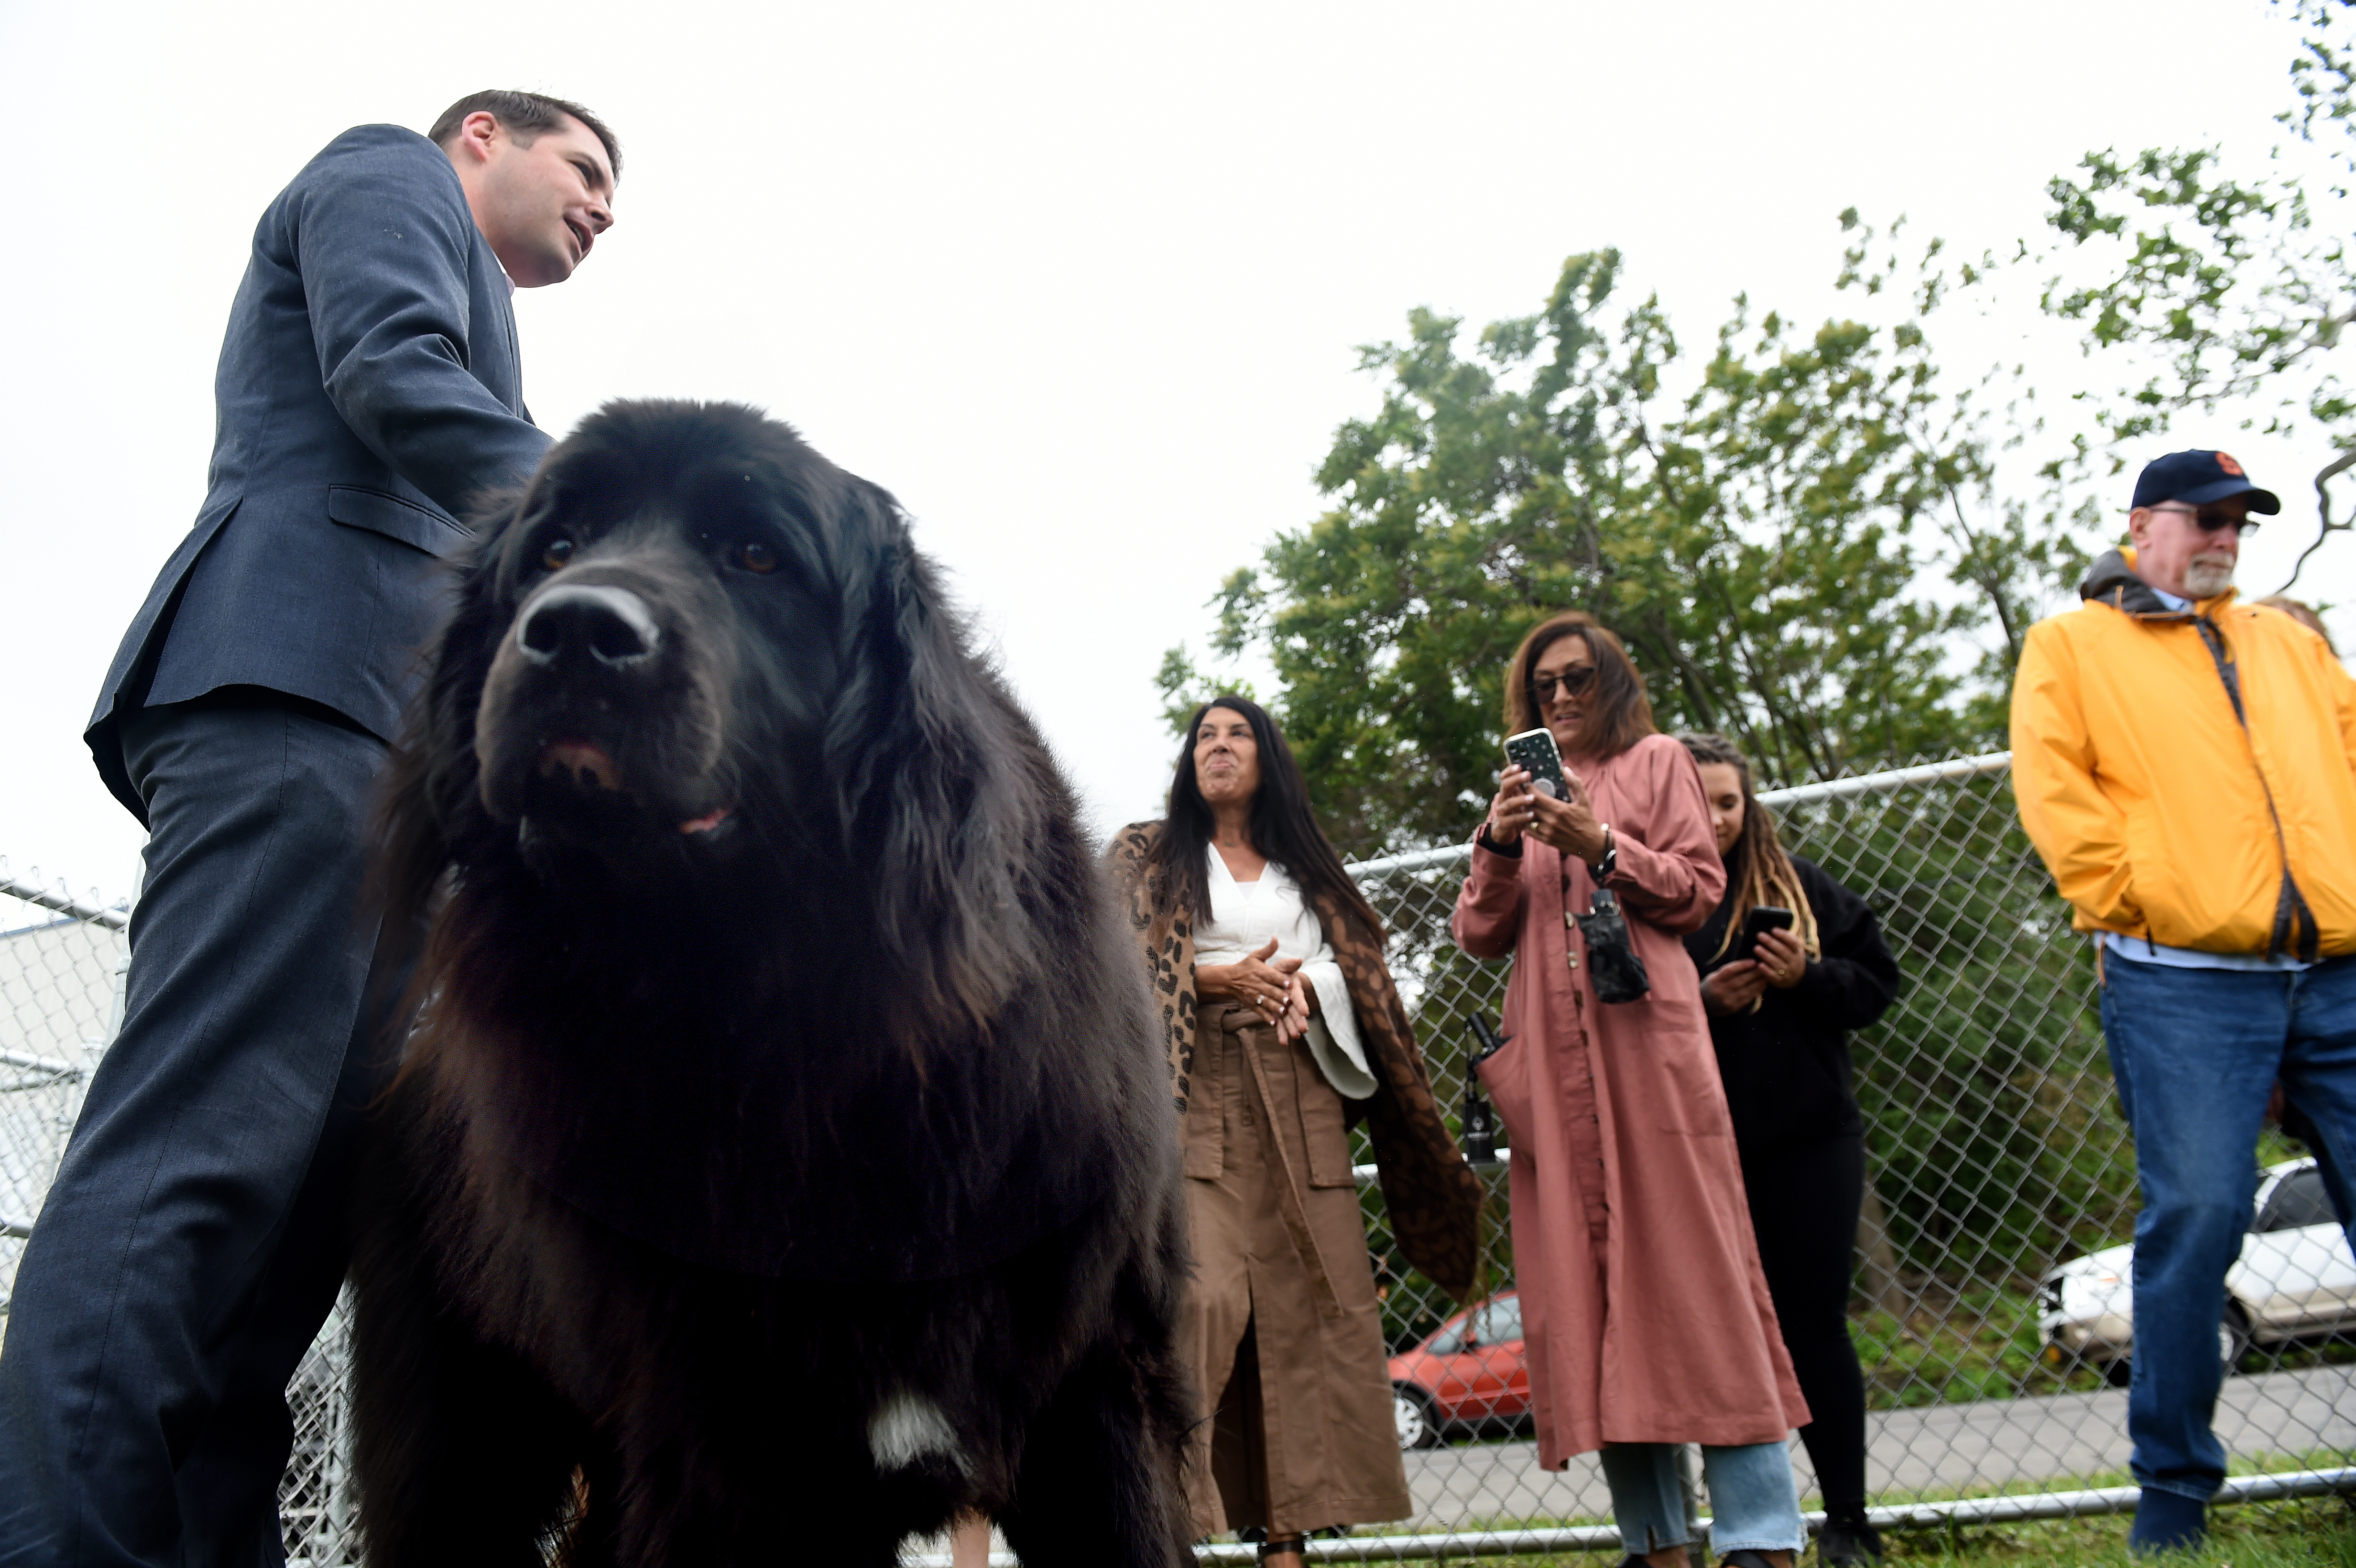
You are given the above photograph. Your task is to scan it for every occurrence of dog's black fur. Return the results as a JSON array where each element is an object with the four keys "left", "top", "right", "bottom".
[{"left": 349, "top": 401, "right": 1191, "bottom": 1566}]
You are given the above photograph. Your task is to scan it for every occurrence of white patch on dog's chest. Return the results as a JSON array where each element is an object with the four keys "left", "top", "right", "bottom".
[{"left": 868, "top": 1389, "right": 967, "bottom": 1474}]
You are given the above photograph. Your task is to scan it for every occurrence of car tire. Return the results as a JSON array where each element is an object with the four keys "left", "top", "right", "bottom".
[
  {"left": 1392, "top": 1383, "right": 1440, "bottom": 1450},
  {"left": 2105, "top": 1306, "right": 2256, "bottom": 1388},
  {"left": 2221, "top": 1306, "right": 2254, "bottom": 1376}
]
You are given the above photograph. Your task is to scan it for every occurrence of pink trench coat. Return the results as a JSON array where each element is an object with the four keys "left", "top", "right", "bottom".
[{"left": 1451, "top": 733, "right": 1809, "bottom": 1467}]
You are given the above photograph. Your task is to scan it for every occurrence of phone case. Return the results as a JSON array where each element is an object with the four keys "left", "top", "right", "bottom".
[
  {"left": 1504, "top": 728, "right": 1569, "bottom": 799},
  {"left": 1731, "top": 906, "right": 1795, "bottom": 963}
]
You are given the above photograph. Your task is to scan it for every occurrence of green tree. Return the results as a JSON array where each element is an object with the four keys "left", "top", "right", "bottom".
[
  {"left": 2044, "top": 0, "right": 2356, "bottom": 587},
  {"left": 1167, "top": 234, "right": 2083, "bottom": 852}
]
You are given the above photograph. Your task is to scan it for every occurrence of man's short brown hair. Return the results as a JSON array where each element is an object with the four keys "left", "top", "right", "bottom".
[{"left": 428, "top": 90, "right": 621, "bottom": 179}]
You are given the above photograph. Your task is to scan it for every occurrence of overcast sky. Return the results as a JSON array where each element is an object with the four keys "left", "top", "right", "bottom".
[{"left": 2, "top": 0, "right": 2345, "bottom": 908}]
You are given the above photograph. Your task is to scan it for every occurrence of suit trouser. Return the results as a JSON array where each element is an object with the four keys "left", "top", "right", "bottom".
[{"left": 0, "top": 694, "right": 398, "bottom": 1568}]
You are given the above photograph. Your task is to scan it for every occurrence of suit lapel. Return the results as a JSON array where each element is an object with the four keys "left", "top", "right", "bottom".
[{"left": 471, "top": 229, "right": 526, "bottom": 414}]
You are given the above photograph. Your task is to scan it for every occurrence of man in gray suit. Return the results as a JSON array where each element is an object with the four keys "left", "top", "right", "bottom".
[{"left": 0, "top": 90, "right": 618, "bottom": 1565}]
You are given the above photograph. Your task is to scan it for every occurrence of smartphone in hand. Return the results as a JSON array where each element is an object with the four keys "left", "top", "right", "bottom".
[
  {"left": 1731, "top": 904, "right": 1795, "bottom": 963},
  {"left": 1504, "top": 727, "right": 1570, "bottom": 800}
]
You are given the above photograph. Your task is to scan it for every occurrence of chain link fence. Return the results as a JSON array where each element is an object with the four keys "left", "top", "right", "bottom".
[
  {"left": 1320, "top": 752, "right": 2354, "bottom": 1560},
  {"left": 2, "top": 753, "right": 2350, "bottom": 1563}
]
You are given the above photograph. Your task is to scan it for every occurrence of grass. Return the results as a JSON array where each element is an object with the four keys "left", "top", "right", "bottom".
[
  {"left": 1849, "top": 1284, "right": 2356, "bottom": 1411},
  {"left": 1381, "top": 1493, "right": 2356, "bottom": 1566},
  {"left": 1852, "top": 1285, "right": 2093, "bottom": 1408}
]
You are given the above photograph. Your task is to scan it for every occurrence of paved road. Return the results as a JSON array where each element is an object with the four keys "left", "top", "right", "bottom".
[
  {"left": 1396, "top": 1363, "right": 2356, "bottom": 1529},
  {"left": 900, "top": 1368, "right": 2351, "bottom": 1559}
]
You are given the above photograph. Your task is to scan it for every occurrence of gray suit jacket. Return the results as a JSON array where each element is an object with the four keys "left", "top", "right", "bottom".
[{"left": 89, "top": 125, "right": 551, "bottom": 824}]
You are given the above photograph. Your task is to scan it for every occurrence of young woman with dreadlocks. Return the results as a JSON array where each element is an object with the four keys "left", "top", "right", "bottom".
[{"left": 1679, "top": 734, "right": 1904, "bottom": 1568}]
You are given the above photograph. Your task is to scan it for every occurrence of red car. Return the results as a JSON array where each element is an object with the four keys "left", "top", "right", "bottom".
[{"left": 1387, "top": 1290, "right": 1530, "bottom": 1448}]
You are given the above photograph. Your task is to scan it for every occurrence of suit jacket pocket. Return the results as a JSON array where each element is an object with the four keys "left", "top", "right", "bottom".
[{"left": 327, "top": 485, "right": 471, "bottom": 560}]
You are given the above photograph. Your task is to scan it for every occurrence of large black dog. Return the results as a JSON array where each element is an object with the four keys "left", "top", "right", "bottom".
[{"left": 351, "top": 402, "right": 1191, "bottom": 1566}]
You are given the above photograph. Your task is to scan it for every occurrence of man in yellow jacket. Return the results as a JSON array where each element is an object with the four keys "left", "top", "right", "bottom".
[{"left": 2012, "top": 448, "right": 2356, "bottom": 1553}]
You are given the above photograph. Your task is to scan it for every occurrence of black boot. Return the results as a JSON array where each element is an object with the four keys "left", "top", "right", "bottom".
[{"left": 1818, "top": 1513, "right": 1885, "bottom": 1567}]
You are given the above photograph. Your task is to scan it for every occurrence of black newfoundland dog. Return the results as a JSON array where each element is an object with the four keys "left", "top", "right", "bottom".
[{"left": 351, "top": 401, "right": 1191, "bottom": 1566}]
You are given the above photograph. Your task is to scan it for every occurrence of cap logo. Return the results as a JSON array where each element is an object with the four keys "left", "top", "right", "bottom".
[{"left": 2216, "top": 452, "right": 2245, "bottom": 476}]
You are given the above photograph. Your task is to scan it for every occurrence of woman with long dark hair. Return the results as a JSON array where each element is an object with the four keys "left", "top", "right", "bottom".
[
  {"left": 1107, "top": 696, "right": 1480, "bottom": 1566},
  {"left": 1451, "top": 613, "right": 1810, "bottom": 1568},
  {"left": 1680, "top": 733, "right": 1902, "bottom": 1567}
]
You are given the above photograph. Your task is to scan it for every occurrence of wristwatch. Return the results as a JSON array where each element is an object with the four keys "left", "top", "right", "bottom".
[{"left": 1590, "top": 823, "right": 1616, "bottom": 882}]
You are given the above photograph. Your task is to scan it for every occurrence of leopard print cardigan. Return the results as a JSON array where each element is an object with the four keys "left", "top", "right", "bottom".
[{"left": 1106, "top": 822, "right": 1483, "bottom": 1300}]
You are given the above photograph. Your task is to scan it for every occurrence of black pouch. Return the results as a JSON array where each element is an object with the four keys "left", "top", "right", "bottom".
[
  {"left": 1574, "top": 885, "right": 1650, "bottom": 1004},
  {"left": 1462, "top": 1014, "right": 1508, "bottom": 1163}
]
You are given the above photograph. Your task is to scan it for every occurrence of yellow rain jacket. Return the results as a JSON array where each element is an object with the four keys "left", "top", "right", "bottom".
[{"left": 2011, "top": 548, "right": 2356, "bottom": 959}]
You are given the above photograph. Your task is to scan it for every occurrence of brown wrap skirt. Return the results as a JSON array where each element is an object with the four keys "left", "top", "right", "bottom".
[{"left": 1180, "top": 1002, "right": 1412, "bottom": 1539}]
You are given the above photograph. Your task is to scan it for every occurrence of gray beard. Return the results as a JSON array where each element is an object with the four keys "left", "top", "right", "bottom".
[{"left": 2183, "top": 559, "right": 2236, "bottom": 598}]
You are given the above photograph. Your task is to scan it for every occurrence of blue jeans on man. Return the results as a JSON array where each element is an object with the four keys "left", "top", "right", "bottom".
[{"left": 2100, "top": 950, "right": 2356, "bottom": 1549}]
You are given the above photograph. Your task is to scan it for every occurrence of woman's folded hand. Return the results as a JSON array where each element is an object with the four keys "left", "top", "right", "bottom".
[{"left": 1197, "top": 938, "right": 1294, "bottom": 1025}]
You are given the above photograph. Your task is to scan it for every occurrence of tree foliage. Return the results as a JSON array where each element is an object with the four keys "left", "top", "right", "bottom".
[
  {"left": 2044, "top": 0, "right": 2356, "bottom": 587},
  {"left": 1166, "top": 232, "right": 2086, "bottom": 852}
]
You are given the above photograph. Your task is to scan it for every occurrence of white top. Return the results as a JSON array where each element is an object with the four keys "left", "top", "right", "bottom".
[{"left": 1194, "top": 851, "right": 1376, "bottom": 1100}]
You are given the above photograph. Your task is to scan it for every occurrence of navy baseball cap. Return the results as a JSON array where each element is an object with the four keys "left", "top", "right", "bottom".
[{"left": 2131, "top": 449, "right": 2280, "bottom": 513}]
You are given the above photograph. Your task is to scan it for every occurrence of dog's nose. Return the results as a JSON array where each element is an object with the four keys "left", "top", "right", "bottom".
[{"left": 515, "top": 583, "right": 662, "bottom": 669}]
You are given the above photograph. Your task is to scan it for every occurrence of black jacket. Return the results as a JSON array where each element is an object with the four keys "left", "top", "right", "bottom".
[{"left": 1683, "top": 853, "right": 1901, "bottom": 1149}]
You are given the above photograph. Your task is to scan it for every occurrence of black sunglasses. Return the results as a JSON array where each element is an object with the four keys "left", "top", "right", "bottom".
[
  {"left": 1532, "top": 666, "right": 1600, "bottom": 702},
  {"left": 2148, "top": 503, "right": 2261, "bottom": 538}
]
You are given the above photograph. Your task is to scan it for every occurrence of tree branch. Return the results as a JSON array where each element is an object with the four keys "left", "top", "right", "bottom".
[{"left": 2278, "top": 444, "right": 2356, "bottom": 594}]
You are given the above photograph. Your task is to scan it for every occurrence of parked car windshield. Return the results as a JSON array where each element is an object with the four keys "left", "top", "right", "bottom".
[
  {"left": 1426, "top": 1295, "right": 1523, "bottom": 1354},
  {"left": 2255, "top": 1165, "right": 2337, "bottom": 1234}
]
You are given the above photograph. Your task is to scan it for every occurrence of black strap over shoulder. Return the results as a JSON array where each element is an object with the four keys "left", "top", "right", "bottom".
[{"left": 2194, "top": 617, "right": 2320, "bottom": 962}]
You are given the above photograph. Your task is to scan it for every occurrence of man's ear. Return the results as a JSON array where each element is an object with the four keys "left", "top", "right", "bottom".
[
  {"left": 2126, "top": 507, "right": 2153, "bottom": 549},
  {"left": 451, "top": 110, "right": 502, "bottom": 167}
]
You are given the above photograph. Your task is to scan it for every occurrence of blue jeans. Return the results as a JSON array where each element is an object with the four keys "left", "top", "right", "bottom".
[
  {"left": 1601, "top": 1441, "right": 1806, "bottom": 1555},
  {"left": 2101, "top": 951, "right": 2356, "bottom": 1504}
]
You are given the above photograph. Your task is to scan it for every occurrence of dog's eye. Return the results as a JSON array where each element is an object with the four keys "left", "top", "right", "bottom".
[
  {"left": 541, "top": 539, "right": 575, "bottom": 572},
  {"left": 735, "top": 541, "right": 779, "bottom": 575}
]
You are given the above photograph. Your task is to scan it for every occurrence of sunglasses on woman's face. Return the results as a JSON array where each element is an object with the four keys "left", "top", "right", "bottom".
[{"left": 1533, "top": 666, "right": 1599, "bottom": 702}]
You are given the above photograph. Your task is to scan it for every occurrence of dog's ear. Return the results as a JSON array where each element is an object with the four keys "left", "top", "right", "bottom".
[{"left": 828, "top": 479, "right": 1053, "bottom": 1044}]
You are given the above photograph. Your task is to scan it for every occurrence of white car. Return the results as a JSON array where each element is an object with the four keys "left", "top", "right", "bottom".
[{"left": 2039, "top": 1157, "right": 2356, "bottom": 1382}]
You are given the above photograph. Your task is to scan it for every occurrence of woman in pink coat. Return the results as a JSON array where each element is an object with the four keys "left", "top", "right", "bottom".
[{"left": 1451, "top": 611, "right": 1810, "bottom": 1568}]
